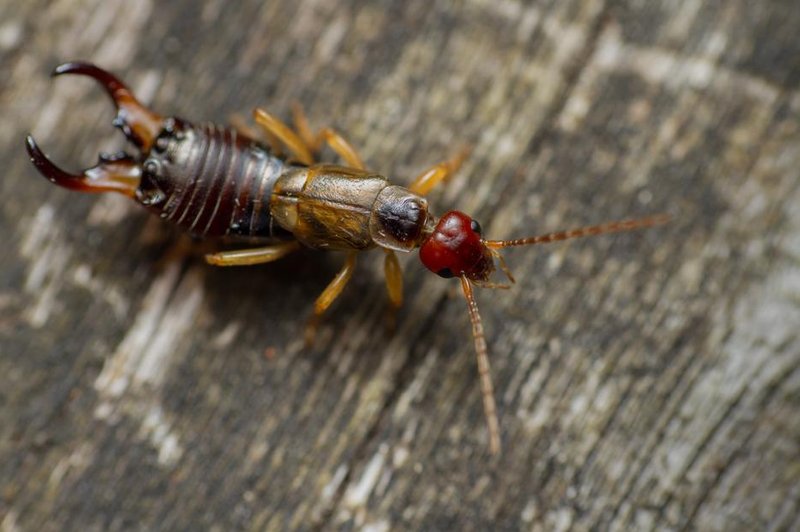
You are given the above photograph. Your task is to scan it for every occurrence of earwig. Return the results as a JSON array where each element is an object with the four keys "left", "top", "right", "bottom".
[{"left": 26, "top": 62, "right": 668, "bottom": 455}]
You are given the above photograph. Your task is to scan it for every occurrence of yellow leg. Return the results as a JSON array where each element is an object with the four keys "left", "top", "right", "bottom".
[
  {"left": 230, "top": 113, "right": 284, "bottom": 156},
  {"left": 292, "top": 102, "right": 366, "bottom": 169},
  {"left": 229, "top": 113, "right": 262, "bottom": 141},
  {"left": 253, "top": 108, "right": 314, "bottom": 165},
  {"left": 383, "top": 250, "right": 403, "bottom": 308},
  {"left": 205, "top": 241, "right": 301, "bottom": 266},
  {"left": 305, "top": 252, "right": 358, "bottom": 346},
  {"left": 408, "top": 147, "right": 471, "bottom": 196},
  {"left": 316, "top": 128, "right": 365, "bottom": 169},
  {"left": 383, "top": 250, "right": 403, "bottom": 330},
  {"left": 292, "top": 102, "right": 317, "bottom": 151}
]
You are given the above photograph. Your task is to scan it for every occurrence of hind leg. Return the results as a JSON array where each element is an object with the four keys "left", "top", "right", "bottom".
[
  {"left": 205, "top": 241, "right": 302, "bottom": 267},
  {"left": 253, "top": 108, "right": 315, "bottom": 165},
  {"left": 292, "top": 103, "right": 365, "bottom": 169}
]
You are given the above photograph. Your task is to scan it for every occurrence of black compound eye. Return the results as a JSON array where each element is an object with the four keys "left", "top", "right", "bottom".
[
  {"left": 436, "top": 267, "right": 455, "bottom": 279},
  {"left": 470, "top": 219, "right": 482, "bottom": 234}
]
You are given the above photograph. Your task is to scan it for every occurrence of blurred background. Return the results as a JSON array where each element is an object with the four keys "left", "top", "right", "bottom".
[{"left": 1, "top": 1, "right": 798, "bottom": 530}]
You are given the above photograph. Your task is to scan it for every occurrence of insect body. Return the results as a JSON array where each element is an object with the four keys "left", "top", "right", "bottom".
[{"left": 26, "top": 62, "right": 667, "bottom": 454}]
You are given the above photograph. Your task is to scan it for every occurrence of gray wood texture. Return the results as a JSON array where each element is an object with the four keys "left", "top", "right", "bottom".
[{"left": 2, "top": 1, "right": 799, "bottom": 530}]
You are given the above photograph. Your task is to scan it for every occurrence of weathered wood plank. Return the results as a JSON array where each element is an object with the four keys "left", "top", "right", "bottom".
[{"left": 2, "top": 1, "right": 799, "bottom": 530}]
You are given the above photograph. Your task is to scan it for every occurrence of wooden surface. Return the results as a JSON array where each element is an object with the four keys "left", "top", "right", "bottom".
[{"left": 2, "top": 1, "right": 799, "bottom": 530}]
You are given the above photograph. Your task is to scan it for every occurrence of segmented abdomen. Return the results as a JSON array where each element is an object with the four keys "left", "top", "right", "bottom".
[{"left": 156, "top": 123, "right": 290, "bottom": 240}]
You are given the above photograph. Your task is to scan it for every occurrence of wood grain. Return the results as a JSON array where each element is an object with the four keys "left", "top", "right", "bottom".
[{"left": 2, "top": 1, "right": 799, "bottom": 530}]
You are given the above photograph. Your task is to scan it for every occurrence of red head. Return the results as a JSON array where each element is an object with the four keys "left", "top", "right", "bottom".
[{"left": 419, "top": 211, "right": 495, "bottom": 282}]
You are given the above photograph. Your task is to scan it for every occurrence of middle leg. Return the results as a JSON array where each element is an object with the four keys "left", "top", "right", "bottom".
[{"left": 305, "top": 251, "right": 358, "bottom": 346}]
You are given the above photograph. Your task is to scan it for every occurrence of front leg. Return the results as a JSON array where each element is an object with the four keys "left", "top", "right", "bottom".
[
  {"left": 383, "top": 250, "right": 403, "bottom": 331},
  {"left": 408, "top": 147, "right": 470, "bottom": 196}
]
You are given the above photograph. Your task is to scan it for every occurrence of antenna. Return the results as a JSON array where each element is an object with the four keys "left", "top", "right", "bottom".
[
  {"left": 460, "top": 276, "right": 501, "bottom": 455},
  {"left": 485, "top": 214, "right": 670, "bottom": 249}
]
